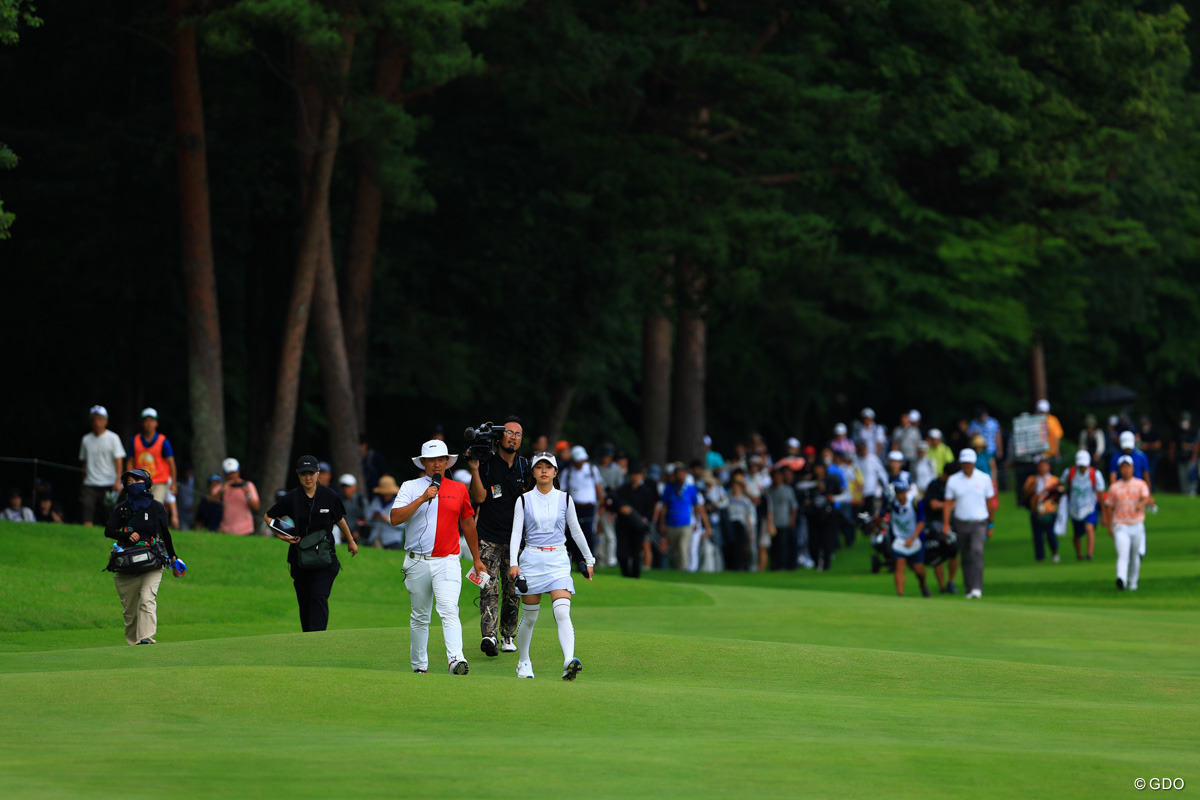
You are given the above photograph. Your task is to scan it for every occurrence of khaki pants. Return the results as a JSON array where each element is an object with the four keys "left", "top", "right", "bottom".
[
  {"left": 151, "top": 483, "right": 169, "bottom": 504},
  {"left": 114, "top": 569, "right": 163, "bottom": 645},
  {"left": 665, "top": 525, "right": 691, "bottom": 570}
]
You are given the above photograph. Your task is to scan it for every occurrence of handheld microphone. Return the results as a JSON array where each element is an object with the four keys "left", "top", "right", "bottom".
[{"left": 431, "top": 473, "right": 442, "bottom": 488}]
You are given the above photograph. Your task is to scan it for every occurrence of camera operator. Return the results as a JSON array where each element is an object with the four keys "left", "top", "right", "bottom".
[{"left": 467, "top": 416, "right": 529, "bottom": 658}]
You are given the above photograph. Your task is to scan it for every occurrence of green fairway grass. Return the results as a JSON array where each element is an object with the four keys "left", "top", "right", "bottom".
[{"left": 1, "top": 496, "right": 1197, "bottom": 798}]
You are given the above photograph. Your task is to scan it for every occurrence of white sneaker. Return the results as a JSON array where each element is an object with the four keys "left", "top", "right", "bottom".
[
  {"left": 449, "top": 659, "right": 470, "bottom": 675},
  {"left": 516, "top": 660, "right": 535, "bottom": 679},
  {"left": 500, "top": 637, "right": 517, "bottom": 653},
  {"left": 1052, "top": 554, "right": 1061, "bottom": 563},
  {"left": 966, "top": 589, "right": 983, "bottom": 599}
]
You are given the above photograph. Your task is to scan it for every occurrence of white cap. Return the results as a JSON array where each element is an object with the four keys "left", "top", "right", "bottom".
[
  {"left": 452, "top": 469, "right": 473, "bottom": 484},
  {"left": 928, "top": 428, "right": 943, "bottom": 439},
  {"left": 1075, "top": 450, "right": 1091, "bottom": 466},
  {"left": 1108, "top": 415, "right": 1119, "bottom": 426},
  {"left": 786, "top": 437, "right": 801, "bottom": 450},
  {"left": 918, "top": 441, "right": 930, "bottom": 451},
  {"left": 887, "top": 450, "right": 904, "bottom": 462},
  {"left": 1117, "top": 454, "right": 1134, "bottom": 467},
  {"left": 1036, "top": 399, "right": 1050, "bottom": 413},
  {"left": 412, "top": 440, "right": 459, "bottom": 470},
  {"left": 908, "top": 410, "right": 921, "bottom": 423},
  {"left": 703, "top": 435, "right": 712, "bottom": 446},
  {"left": 531, "top": 452, "right": 558, "bottom": 470},
  {"left": 140, "top": 407, "right": 158, "bottom": 419},
  {"left": 1119, "top": 431, "right": 1135, "bottom": 449},
  {"left": 861, "top": 407, "right": 876, "bottom": 419},
  {"left": 338, "top": 473, "right": 357, "bottom": 486},
  {"left": 833, "top": 423, "right": 847, "bottom": 435},
  {"left": 89, "top": 405, "right": 108, "bottom": 417},
  {"left": 571, "top": 445, "right": 589, "bottom": 462},
  {"left": 958, "top": 449, "right": 977, "bottom": 464},
  {"left": 222, "top": 457, "right": 240, "bottom": 474}
]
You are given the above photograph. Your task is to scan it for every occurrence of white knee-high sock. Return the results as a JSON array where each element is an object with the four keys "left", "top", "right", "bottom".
[
  {"left": 552, "top": 597, "right": 574, "bottom": 665},
  {"left": 517, "top": 603, "right": 539, "bottom": 662}
]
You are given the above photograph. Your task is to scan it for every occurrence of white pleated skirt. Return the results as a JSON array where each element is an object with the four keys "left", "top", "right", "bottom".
[{"left": 517, "top": 546, "right": 576, "bottom": 595}]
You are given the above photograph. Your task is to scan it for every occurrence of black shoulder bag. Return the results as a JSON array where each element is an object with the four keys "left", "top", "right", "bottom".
[{"left": 295, "top": 494, "right": 334, "bottom": 570}]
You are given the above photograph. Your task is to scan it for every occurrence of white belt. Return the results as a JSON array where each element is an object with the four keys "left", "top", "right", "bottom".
[{"left": 407, "top": 551, "right": 432, "bottom": 561}]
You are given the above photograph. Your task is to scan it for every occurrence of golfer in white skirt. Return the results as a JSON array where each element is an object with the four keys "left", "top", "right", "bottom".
[{"left": 509, "top": 451, "right": 595, "bottom": 680}]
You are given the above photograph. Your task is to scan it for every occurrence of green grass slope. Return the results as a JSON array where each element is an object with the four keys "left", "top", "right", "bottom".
[{"left": 0, "top": 497, "right": 1197, "bottom": 798}]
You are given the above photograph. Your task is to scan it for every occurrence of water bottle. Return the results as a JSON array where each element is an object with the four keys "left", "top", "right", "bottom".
[{"left": 172, "top": 558, "right": 187, "bottom": 577}]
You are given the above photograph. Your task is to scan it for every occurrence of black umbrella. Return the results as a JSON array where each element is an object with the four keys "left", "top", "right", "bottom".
[{"left": 1080, "top": 384, "right": 1138, "bottom": 406}]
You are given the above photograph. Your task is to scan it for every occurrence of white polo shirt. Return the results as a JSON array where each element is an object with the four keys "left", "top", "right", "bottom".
[
  {"left": 79, "top": 430, "right": 127, "bottom": 487},
  {"left": 945, "top": 469, "right": 994, "bottom": 521}
]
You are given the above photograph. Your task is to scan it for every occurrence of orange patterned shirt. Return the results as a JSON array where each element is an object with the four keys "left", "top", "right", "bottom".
[{"left": 1105, "top": 478, "right": 1150, "bottom": 526}]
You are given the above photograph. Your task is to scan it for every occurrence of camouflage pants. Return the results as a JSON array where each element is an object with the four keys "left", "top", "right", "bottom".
[{"left": 478, "top": 540, "right": 519, "bottom": 640}]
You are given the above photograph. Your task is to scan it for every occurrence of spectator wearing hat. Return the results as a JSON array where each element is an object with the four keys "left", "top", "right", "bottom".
[
  {"left": 704, "top": 435, "right": 725, "bottom": 471},
  {"left": 854, "top": 440, "right": 888, "bottom": 516},
  {"left": 1022, "top": 457, "right": 1061, "bottom": 562},
  {"left": 215, "top": 458, "right": 260, "bottom": 536},
  {"left": 1108, "top": 431, "right": 1151, "bottom": 490},
  {"left": 885, "top": 450, "right": 910, "bottom": 490},
  {"left": 1103, "top": 455, "right": 1154, "bottom": 591},
  {"left": 366, "top": 475, "right": 404, "bottom": 549},
  {"left": 338, "top": 474, "right": 368, "bottom": 545},
  {"left": 391, "top": 440, "right": 484, "bottom": 674},
  {"left": 561, "top": 445, "right": 605, "bottom": 556},
  {"left": 891, "top": 410, "right": 923, "bottom": 471},
  {"left": 926, "top": 429, "right": 955, "bottom": 476},
  {"left": 829, "top": 423, "right": 855, "bottom": 460},
  {"left": 1168, "top": 411, "right": 1198, "bottom": 495},
  {"left": 79, "top": 405, "right": 127, "bottom": 526},
  {"left": 125, "top": 408, "right": 177, "bottom": 506},
  {"left": 595, "top": 444, "right": 625, "bottom": 569},
  {"left": 943, "top": 448, "right": 995, "bottom": 599},
  {"left": 194, "top": 474, "right": 224, "bottom": 531},
  {"left": 3, "top": 488, "right": 35, "bottom": 522},
  {"left": 1061, "top": 449, "right": 1105, "bottom": 561},
  {"left": 659, "top": 463, "right": 711, "bottom": 570},
  {"left": 913, "top": 441, "right": 938, "bottom": 495},
  {"left": 1079, "top": 414, "right": 1106, "bottom": 468},
  {"left": 317, "top": 462, "right": 333, "bottom": 487},
  {"left": 888, "top": 478, "right": 930, "bottom": 597},
  {"left": 266, "top": 455, "right": 359, "bottom": 633},
  {"left": 612, "top": 461, "right": 660, "bottom": 578},
  {"left": 1036, "top": 400, "right": 1064, "bottom": 462},
  {"left": 854, "top": 408, "right": 887, "bottom": 458}
]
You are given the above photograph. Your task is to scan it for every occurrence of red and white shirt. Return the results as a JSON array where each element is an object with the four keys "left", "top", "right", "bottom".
[
  {"left": 1105, "top": 478, "right": 1150, "bottom": 527},
  {"left": 393, "top": 475, "right": 475, "bottom": 557}
]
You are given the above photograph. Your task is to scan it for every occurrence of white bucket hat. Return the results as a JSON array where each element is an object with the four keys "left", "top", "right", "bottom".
[{"left": 412, "top": 439, "right": 458, "bottom": 470}]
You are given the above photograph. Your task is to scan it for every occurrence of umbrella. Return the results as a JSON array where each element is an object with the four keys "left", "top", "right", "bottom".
[{"left": 1080, "top": 384, "right": 1138, "bottom": 406}]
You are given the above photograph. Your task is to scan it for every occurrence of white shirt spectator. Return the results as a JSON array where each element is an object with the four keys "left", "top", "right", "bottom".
[
  {"left": 855, "top": 422, "right": 888, "bottom": 457},
  {"left": 945, "top": 470, "right": 995, "bottom": 521},
  {"left": 914, "top": 455, "right": 938, "bottom": 493},
  {"left": 2, "top": 507, "right": 35, "bottom": 522},
  {"left": 855, "top": 452, "right": 888, "bottom": 499},
  {"left": 79, "top": 430, "right": 126, "bottom": 487},
  {"left": 563, "top": 462, "right": 602, "bottom": 505},
  {"left": 1061, "top": 465, "right": 1106, "bottom": 520}
]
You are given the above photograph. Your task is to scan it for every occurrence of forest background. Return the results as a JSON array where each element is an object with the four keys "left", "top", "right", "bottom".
[{"left": 2, "top": 0, "right": 1199, "bottom": 499}]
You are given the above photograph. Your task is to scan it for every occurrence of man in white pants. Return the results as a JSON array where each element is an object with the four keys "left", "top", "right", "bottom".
[
  {"left": 392, "top": 441, "right": 486, "bottom": 674},
  {"left": 943, "top": 448, "right": 995, "bottom": 599},
  {"left": 1103, "top": 455, "right": 1154, "bottom": 591}
]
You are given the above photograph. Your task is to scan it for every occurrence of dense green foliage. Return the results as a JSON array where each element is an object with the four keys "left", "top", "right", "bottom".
[
  {"left": 1, "top": 1, "right": 1198, "bottom": 485},
  {"left": 1, "top": 499, "right": 1198, "bottom": 797}
]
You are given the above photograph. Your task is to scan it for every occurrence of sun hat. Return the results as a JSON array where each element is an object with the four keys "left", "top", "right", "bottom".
[
  {"left": 222, "top": 457, "right": 240, "bottom": 474},
  {"left": 338, "top": 473, "right": 357, "bottom": 486},
  {"left": 958, "top": 449, "right": 977, "bottom": 464},
  {"left": 531, "top": 452, "right": 558, "bottom": 470},
  {"left": 140, "top": 407, "right": 158, "bottom": 419},
  {"left": 412, "top": 440, "right": 458, "bottom": 470},
  {"left": 295, "top": 455, "right": 319, "bottom": 473},
  {"left": 373, "top": 475, "right": 399, "bottom": 495},
  {"left": 1075, "top": 450, "right": 1091, "bottom": 466},
  {"left": 571, "top": 445, "right": 589, "bottom": 462}
]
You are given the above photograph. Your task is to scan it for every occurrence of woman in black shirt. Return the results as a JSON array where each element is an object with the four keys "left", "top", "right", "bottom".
[
  {"left": 104, "top": 468, "right": 180, "bottom": 645},
  {"left": 265, "top": 455, "right": 358, "bottom": 632}
]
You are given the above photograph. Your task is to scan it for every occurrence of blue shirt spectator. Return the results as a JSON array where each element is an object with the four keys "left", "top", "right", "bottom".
[
  {"left": 662, "top": 482, "right": 700, "bottom": 527},
  {"left": 968, "top": 408, "right": 1002, "bottom": 458}
]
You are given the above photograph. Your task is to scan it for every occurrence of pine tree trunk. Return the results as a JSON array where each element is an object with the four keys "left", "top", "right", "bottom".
[
  {"left": 261, "top": 32, "right": 355, "bottom": 501},
  {"left": 168, "top": 0, "right": 226, "bottom": 481},
  {"left": 545, "top": 379, "right": 578, "bottom": 445},
  {"left": 343, "top": 40, "right": 406, "bottom": 432},
  {"left": 641, "top": 308, "right": 673, "bottom": 467},
  {"left": 1030, "top": 336, "right": 1047, "bottom": 406},
  {"left": 669, "top": 263, "right": 707, "bottom": 465}
]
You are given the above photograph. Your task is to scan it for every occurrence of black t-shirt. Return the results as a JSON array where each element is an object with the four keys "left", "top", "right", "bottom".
[
  {"left": 267, "top": 484, "right": 346, "bottom": 567},
  {"left": 613, "top": 481, "right": 659, "bottom": 535},
  {"left": 475, "top": 453, "right": 528, "bottom": 544},
  {"left": 105, "top": 499, "right": 176, "bottom": 560}
]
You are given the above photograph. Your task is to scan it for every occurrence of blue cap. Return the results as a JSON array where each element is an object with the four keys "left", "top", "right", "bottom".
[
  {"left": 647, "top": 464, "right": 663, "bottom": 481},
  {"left": 892, "top": 477, "right": 910, "bottom": 492}
]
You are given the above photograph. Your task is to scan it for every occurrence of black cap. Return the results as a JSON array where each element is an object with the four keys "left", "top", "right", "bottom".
[{"left": 295, "top": 455, "right": 320, "bottom": 473}]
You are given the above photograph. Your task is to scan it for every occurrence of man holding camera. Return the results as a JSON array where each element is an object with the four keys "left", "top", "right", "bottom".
[{"left": 467, "top": 416, "right": 529, "bottom": 657}]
